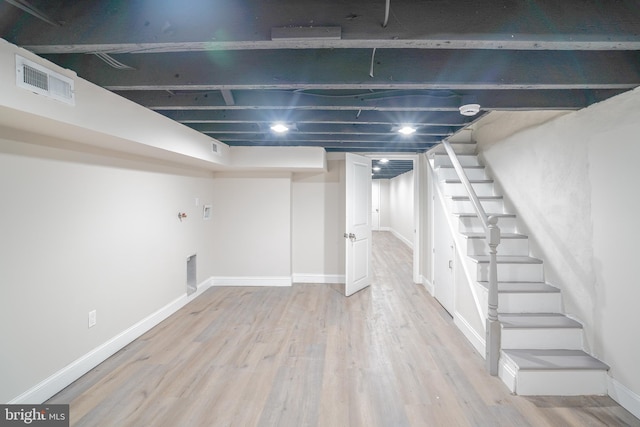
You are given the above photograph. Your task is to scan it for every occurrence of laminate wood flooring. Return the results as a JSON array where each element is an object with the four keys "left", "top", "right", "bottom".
[{"left": 48, "top": 231, "right": 640, "bottom": 426}]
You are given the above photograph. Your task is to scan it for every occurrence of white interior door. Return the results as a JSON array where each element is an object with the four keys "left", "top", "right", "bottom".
[
  {"left": 345, "top": 153, "right": 372, "bottom": 296},
  {"left": 434, "top": 196, "right": 455, "bottom": 314}
]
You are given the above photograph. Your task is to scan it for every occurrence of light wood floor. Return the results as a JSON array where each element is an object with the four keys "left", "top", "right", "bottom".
[{"left": 48, "top": 231, "right": 640, "bottom": 426}]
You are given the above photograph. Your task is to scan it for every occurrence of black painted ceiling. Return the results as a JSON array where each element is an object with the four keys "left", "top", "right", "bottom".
[{"left": 1, "top": 0, "right": 639, "bottom": 168}]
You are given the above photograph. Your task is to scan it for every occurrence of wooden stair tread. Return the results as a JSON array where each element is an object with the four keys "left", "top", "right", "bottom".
[
  {"left": 499, "top": 313, "right": 582, "bottom": 329},
  {"left": 470, "top": 255, "right": 542, "bottom": 264},
  {"left": 480, "top": 281, "right": 560, "bottom": 293},
  {"left": 503, "top": 349, "right": 609, "bottom": 371}
]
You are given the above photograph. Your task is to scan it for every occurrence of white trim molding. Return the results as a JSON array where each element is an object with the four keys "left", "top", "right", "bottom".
[
  {"left": 211, "top": 276, "right": 292, "bottom": 287},
  {"left": 9, "top": 277, "right": 214, "bottom": 404},
  {"left": 422, "top": 276, "right": 434, "bottom": 295},
  {"left": 292, "top": 274, "right": 345, "bottom": 284},
  {"left": 390, "top": 228, "right": 414, "bottom": 249},
  {"left": 498, "top": 354, "right": 518, "bottom": 393},
  {"left": 608, "top": 376, "right": 640, "bottom": 420},
  {"left": 454, "top": 312, "right": 486, "bottom": 357}
]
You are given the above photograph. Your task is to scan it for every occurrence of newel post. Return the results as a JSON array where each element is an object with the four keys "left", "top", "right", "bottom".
[{"left": 486, "top": 215, "right": 501, "bottom": 376}]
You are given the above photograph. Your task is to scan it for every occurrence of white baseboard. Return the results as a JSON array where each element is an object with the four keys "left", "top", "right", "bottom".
[
  {"left": 9, "top": 277, "right": 214, "bottom": 404},
  {"left": 211, "top": 276, "right": 292, "bottom": 287},
  {"left": 390, "top": 229, "right": 414, "bottom": 249},
  {"left": 292, "top": 274, "right": 345, "bottom": 284},
  {"left": 454, "top": 312, "right": 486, "bottom": 357},
  {"left": 422, "top": 276, "right": 434, "bottom": 295},
  {"left": 608, "top": 376, "right": 640, "bottom": 420}
]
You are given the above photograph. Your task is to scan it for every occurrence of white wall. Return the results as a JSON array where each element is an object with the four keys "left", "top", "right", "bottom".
[
  {"left": 292, "top": 159, "right": 345, "bottom": 282},
  {"left": 211, "top": 173, "right": 292, "bottom": 284},
  {"left": 388, "top": 171, "right": 415, "bottom": 248},
  {"left": 0, "top": 38, "right": 339, "bottom": 403},
  {"left": 420, "top": 154, "right": 434, "bottom": 291},
  {"left": 475, "top": 87, "right": 640, "bottom": 407},
  {"left": 0, "top": 135, "right": 216, "bottom": 403},
  {"left": 378, "top": 179, "right": 391, "bottom": 230}
]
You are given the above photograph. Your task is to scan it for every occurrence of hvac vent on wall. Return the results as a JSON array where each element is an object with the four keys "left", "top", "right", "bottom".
[
  {"left": 211, "top": 142, "right": 219, "bottom": 154},
  {"left": 15, "top": 55, "right": 75, "bottom": 105}
]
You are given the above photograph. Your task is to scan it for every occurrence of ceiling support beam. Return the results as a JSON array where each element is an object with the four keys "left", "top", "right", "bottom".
[
  {"left": 43, "top": 50, "right": 640, "bottom": 91},
  {"left": 196, "top": 133, "right": 443, "bottom": 144},
  {"left": 23, "top": 37, "right": 640, "bottom": 55},
  {"left": 115, "top": 89, "right": 629, "bottom": 112},
  {"left": 160, "top": 110, "right": 474, "bottom": 126}
]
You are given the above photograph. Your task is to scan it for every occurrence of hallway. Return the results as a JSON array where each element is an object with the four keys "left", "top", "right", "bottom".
[{"left": 48, "top": 232, "right": 639, "bottom": 426}]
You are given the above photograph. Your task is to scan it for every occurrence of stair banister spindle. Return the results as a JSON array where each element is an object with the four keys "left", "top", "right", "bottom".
[
  {"left": 442, "top": 140, "right": 502, "bottom": 376},
  {"left": 486, "top": 215, "right": 501, "bottom": 375}
]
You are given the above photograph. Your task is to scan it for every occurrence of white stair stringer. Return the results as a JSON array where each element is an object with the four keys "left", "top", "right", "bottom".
[{"left": 433, "top": 144, "right": 610, "bottom": 396}]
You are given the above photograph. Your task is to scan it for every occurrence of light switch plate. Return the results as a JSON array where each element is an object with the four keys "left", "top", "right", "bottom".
[{"left": 88, "top": 310, "right": 97, "bottom": 328}]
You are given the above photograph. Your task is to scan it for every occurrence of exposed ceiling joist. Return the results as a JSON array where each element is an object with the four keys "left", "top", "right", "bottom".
[
  {"left": 118, "top": 89, "right": 628, "bottom": 112},
  {"left": 41, "top": 50, "right": 640, "bottom": 91},
  {"left": 2, "top": 0, "right": 639, "bottom": 173}
]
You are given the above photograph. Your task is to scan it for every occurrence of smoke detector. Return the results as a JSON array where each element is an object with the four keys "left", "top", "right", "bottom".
[{"left": 459, "top": 103, "right": 481, "bottom": 116}]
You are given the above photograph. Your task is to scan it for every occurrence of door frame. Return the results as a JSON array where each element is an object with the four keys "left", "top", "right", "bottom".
[{"left": 367, "top": 153, "right": 421, "bottom": 284}]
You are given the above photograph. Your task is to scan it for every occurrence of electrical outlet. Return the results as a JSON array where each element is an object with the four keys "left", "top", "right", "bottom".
[{"left": 88, "top": 310, "right": 97, "bottom": 328}]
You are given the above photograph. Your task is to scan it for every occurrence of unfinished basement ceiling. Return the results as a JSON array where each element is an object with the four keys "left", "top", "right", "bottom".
[{"left": 1, "top": 0, "right": 639, "bottom": 167}]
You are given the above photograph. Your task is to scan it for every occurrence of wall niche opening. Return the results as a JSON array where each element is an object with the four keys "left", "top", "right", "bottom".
[{"left": 187, "top": 254, "right": 197, "bottom": 296}]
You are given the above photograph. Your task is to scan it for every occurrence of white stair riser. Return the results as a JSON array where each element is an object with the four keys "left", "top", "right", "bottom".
[
  {"left": 458, "top": 216, "right": 518, "bottom": 233},
  {"left": 501, "top": 328, "right": 583, "bottom": 350},
  {"left": 442, "top": 182, "right": 495, "bottom": 197},
  {"left": 430, "top": 144, "right": 477, "bottom": 155},
  {"left": 450, "top": 199, "right": 504, "bottom": 213},
  {"left": 499, "top": 292, "right": 562, "bottom": 313},
  {"left": 466, "top": 237, "right": 529, "bottom": 256},
  {"left": 433, "top": 154, "right": 481, "bottom": 167},
  {"left": 515, "top": 370, "right": 608, "bottom": 396},
  {"left": 476, "top": 262, "right": 544, "bottom": 282},
  {"left": 437, "top": 167, "right": 487, "bottom": 180}
]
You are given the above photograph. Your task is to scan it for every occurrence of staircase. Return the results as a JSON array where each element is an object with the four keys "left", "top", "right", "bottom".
[{"left": 431, "top": 143, "right": 609, "bottom": 396}]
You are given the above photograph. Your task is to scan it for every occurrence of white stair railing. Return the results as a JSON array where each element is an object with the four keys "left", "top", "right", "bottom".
[{"left": 442, "top": 140, "right": 502, "bottom": 375}]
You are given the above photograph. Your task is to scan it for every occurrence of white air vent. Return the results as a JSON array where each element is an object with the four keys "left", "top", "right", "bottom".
[
  {"left": 211, "top": 142, "right": 219, "bottom": 154},
  {"left": 16, "top": 55, "right": 75, "bottom": 105}
]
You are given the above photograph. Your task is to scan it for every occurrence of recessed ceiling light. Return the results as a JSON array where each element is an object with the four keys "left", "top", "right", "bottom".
[
  {"left": 373, "top": 166, "right": 381, "bottom": 171},
  {"left": 398, "top": 126, "right": 416, "bottom": 135},
  {"left": 270, "top": 123, "right": 289, "bottom": 133},
  {"left": 379, "top": 158, "right": 389, "bottom": 163}
]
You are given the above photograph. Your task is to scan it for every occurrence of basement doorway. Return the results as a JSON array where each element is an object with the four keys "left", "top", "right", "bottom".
[{"left": 369, "top": 155, "right": 420, "bottom": 284}]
